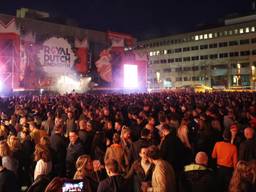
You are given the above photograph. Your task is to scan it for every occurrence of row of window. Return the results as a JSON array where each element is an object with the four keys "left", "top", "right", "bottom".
[
  {"left": 150, "top": 50, "right": 256, "bottom": 64},
  {"left": 149, "top": 38, "right": 256, "bottom": 56},
  {"left": 175, "top": 76, "right": 209, "bottom": 82},
  {"left": 138, "top": 26, "right": 256, "bottom": 49},
  {"left": 162, "top": 62, "right": 251, "bottom": 73}
]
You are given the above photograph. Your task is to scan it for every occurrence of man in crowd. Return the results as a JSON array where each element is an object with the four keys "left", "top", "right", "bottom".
[
  {"left": 239, "top": 127, "right": 256, "bottom": 161},
  {"left": 179, "top": 152, "right": 217, "bottom": 192},
  {"left": 66, "top": 130, "right": 84, "bottom": 178}
]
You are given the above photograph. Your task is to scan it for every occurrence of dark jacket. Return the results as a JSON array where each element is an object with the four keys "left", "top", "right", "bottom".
[
  {"left": 125, "top": 159, "right": 154, "bottom": 192},
  {"left": 160, "top": 132, "right": 186, "bottom": 173},
  {"left": 0, "top": 168, "right": 19, "bottom": 192},
  {"left": 50, "top": 133, "right": 67, "bottom": 176},
  {"left": 239, "top": 139, "right": 256, "bottom": 161},
  {"left": 27, "top": 175, "right": 51, "bottom": 192},
  {"left": 97, "top": 175, "right": 132, "bottom": 192},
  {"left": 179, "top": 164, "right": 217, "bottom": 192},
  {"left": 78, "top": 130, "right": 94, "bottom": 154},
  {"left": 66, "top": 140, "right": 85, "bottom": 178}
]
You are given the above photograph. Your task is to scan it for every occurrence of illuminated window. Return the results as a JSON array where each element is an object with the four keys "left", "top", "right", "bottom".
[
  {"left": 251, "top": 27, "right": 255, "bottom": 32},
  {"left": 195, "top": 35, "right": 199, "bottom": 40},
  {"left": 246, "top": 27, "right": 250, "bottom": 33},
  {"left": 234, "top": 29, "right": 238, "bottom": 34},
  {"left": 209, "top": 33, "right": 213, "bottom": 38},
  {"left": 214, "top": 32, "right": 218, "bottom": 37},
  {"left": 156, "top": 51, "right": 160, "bottom": 55},
  {"left": 164, "top": 50, "right": 167, "bottom": 54},
  {"left": 149, "top": 52, "right": 153, "bottom": 56},
  {"left": 240, "top": 28, "right": 244, "bottom": 34},
  {"left": 204, "top": 34, "right": 208, "bottom": 39},
  {"left": 200, "top": 35, "right": 203, "bottom": 40},
  {"left": 229, "top": 30, "right": 233, "bottom": 35}
]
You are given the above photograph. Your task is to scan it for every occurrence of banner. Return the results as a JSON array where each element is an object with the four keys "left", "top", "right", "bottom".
[
  {"left": 74, "top": 38, "right": 88, "bottom": 73},
  {"left": 95, "top": 49, "right": 112, "bottom": 82},
  {"left": 38, "top": 37, "right": 76, "bottom": 75}
]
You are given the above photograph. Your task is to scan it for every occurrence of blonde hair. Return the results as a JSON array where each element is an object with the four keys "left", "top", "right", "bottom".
[
  {"left": 73, "top": 155, "right": 91, "bottom": 180},
  {"left": 0, "top": 140, "right": 11, "bottom": 157},
  {"left": 229, "top": 161, "right": 253, "bottom": 192}
]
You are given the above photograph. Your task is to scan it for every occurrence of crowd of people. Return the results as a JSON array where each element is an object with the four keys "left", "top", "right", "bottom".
[{"left": 0, "top": 91, "right": 256, "bottom": 192}]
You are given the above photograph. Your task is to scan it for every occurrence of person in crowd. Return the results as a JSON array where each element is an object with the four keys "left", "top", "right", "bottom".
[
  {"left": 212, "top": 133, "right": 238, "bottom": 191},
  {"left": 229, "top": 160, "right": 255, "bottom": 192},
  {"left": 104, "top": 133, "right": 127, "bottom": 173},
  {"left": 0, "top": 140, "right": 18, "bottom": 175},
  {"left": 239, "top": 127, "right": 256, "bottom": 161},
  {"left": 129, "top": 128, "right": 152, "bottom": 162},
  {"left": 97, "top": 159, "right": 132, "bottom": 192},
  {"left": 65, "top": 111, "right": 76, "bottom": 137},
  {"left": 34, "top": 143, "right": 52, "bottom": 181},
  {"left": 0, "top": 156, "right": 19, "bottom": 192},
  {"left": 78, "top": 119, "right": 95, "bottom": 154},
  {"left": 41, "top": 112, "right": 54, "bottom": 136},
  {"left": 146, "top": 145, "right": 176, "bottom": 192},
  {"left": 66, "top": 130, "right": 84, "bottom": 178},
  {"left": 179, "top": 151, "right": 217, "bottom": 192},
  {"left": 50, "top": 123, "right": 67, "bottom": 177},
  {"left": 160, "top": 123, "right": 186, "bottom": 177},
  {"left": 125, "top": 145, "right": 154, "bottom": 192}
]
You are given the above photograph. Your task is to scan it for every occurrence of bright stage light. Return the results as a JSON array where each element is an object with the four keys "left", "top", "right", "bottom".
[
  {"left": 56, "top": 75, "right": 80, "bottom": 94},
  {"left": 124, "top": 64, "right": 138, "bottom": 89}
]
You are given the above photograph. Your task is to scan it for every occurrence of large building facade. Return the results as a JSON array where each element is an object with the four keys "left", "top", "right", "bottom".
[{"left": 137, "top": 14, "right": 256, "bottom": 89}]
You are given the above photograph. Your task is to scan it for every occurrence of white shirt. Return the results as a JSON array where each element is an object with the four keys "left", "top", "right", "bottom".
[{"left": 34, "top": 159, "right": 52, "bottom": 180}]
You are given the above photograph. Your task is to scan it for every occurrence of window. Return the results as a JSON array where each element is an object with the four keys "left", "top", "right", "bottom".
[
  {"left": 240, "top": 28, "right": 244, "bottom": 34},
  {"left": 229, "top": 41, "right": 238, "bottom": 46},
  {"left": 183, "top": 57, "right": 191, "bottom": 62},
  {"left": 175, "top": 58, "right": 182, "bottom": 62},
  {"left": 175, "top": 67, "right": 182, "bottom": 72},
  {"left": 153, "top": 60, "right": 160, "bottom": 64},
  {"left": 209, "top": 33, "right": 213, "bottom": 38},
  {"left": 219, "top": 53, "right": 229, "bottom": 58},
  {"left": 167, "top": 49, "right": 172, "bottom": 54},
  {"left": 160, "top": 59, "right": 167, "bottom": 64},
  {"left": 192, "top": 66, "right": 199, "bottom": 71},
  {"left": 251, "top": 26, "right": 255, "bottom": 32},
  {"left": 234, "top": 29, "right": 238, "bottom": 34},
  {"left": 163, "top": 68, "right": 172, "bottom": 73},
  {"left": 175, "top": 48, "right": 182, "bottom": 53},
  {"left": 246, "top": 27, "right": 250, "bottom": 33},
  {"left": 176, "top": 77, "right": 182, "bottom": 81},
  {"left": 251, "top": 38, "right": 256, "bottom": 44},
  {"left": 219, "top": 42, "right": 228, "bottom": 47},
  {"left": 252, "top": 50, "right": 256, "bottom": 55},
  {"left": 183, "top": 67, "right": 192, "bottom": 71},
  {"left": 241, "top": 62, "right": 250, "bottom": 68},
  {"left": 240, "top": 50, "right": 250, "bottom": 56},
  {"left": 200, "top": 35, "right": 203, "bottom": 40},
  {"left": 201, "top": 66, "right": 208, "bottom": 70},
  {"left": 191, "top": 46, "right": 199, "bottom": 50},
  {"left": 200, "top": 44, "right": 208, "bottom": 49},
  {"left": 200, "top": 55, "right": 208, "bottom": 60},
  {"left": 195, "top": 35, "right": 199, "bottom": 40},
  {"left": 211, "top": 64, "right": 227, "bottom": 69},
  {"left": 183, "top": 47, "right": 190, "bottom": 52},
  {"left": 240, "top": 39, "right": 250, "bottom": 45},
  {"left": 209, "top": 54, "right": 218, "bottom": 59},
  {"left": 168, "top": 58, "right": 174, "bottom": 63},
  {"left": 191, "top": 56, "right": 199, "bottom": 61},
  {"left": 204, "top": 34, "right": 208, "bottom": 39},
  {"left": 229, "top": 52, "right": 239, "bottom": 57},
  {"left": 229, "top": 30, "right": 233, "bottom": 35},
  {"left": 209, "top": 43, "right": 217, "bottom": 48},
  {"left": 184, "top": 77, "right": 191, "bottom": 81},
  {"left": 192, "top": 76, "right": 200, "bottom": 81}
]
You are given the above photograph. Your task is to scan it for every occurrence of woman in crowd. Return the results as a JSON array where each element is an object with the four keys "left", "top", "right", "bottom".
[{"left": 34, "top": 143, "right": 52, "bottom": 181}]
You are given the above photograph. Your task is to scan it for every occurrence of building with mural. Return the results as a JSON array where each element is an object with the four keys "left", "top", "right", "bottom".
[{"left": 0, "top": 8, "right": 147, "bottom": 93}]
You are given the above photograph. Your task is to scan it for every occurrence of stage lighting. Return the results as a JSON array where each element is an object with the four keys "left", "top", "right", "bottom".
[
  {"left": 56, "top": 75, "right": 80, "bottom": 94},
  {"left": 124, "top": 64, "right": 138, "bottom": 89}
]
